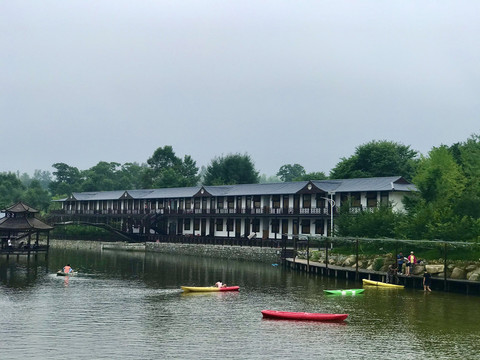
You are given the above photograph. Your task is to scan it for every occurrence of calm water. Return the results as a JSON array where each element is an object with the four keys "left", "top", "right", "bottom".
[{"left": 0, "top": 248, "right": 479, "bottom": 360}]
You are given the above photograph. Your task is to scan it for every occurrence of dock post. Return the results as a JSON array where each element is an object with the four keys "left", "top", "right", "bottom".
[
  {"left": 444, "top": 242, "right": 448, "bottom": 291},
  {"left": 325, "top": 239, "right": 329, "bottom": 270},
  {"left": 306, "top": 236, "right": 310, "bottom": 273},
  {"left": 355, "top": 239, "right": 359, "bottom": 280}
]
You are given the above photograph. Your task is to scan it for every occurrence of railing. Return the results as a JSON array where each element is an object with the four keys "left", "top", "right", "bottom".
[
  {"left": 51, "top": 206, "right": 340, "bottom": 216},
  {"left": 143, "top": 234, "right": 288, "bottom": 248}
]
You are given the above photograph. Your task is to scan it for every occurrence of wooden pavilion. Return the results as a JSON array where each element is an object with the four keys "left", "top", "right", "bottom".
[{"left": 0, "top": 202, "right": 53, "bottom": 254}]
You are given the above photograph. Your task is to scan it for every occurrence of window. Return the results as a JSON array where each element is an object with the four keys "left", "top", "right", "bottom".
[
  {"left": 185, "top": 199, "right": 191, "bottom": 209},
  {"left": 272, "top": 196, "right": 280, "bottom": 209},
  {"left": 227, "top": 197, "right": 234, "bottom": 209},
  {"left": 316, "top": 194, "right": 326, "bottom": 208},
  {"left": 217, "top": 197, "right": 224, "bottom": 209},
  {"left": 292, "top": 220, "right": 298, "bottom": 235},
  {"left": 271, "top": 219, "right": 279, "bottom": 233},
  {"left": 253, "top": 196, "right": 261, "bottom": 209},
  {"left": 351, "top": 192, "right": 361, "bottom": 207},
  {"left": 194, "top": 219, "right": 200, "bottom": 231},
  {"left": 380, "top": 192, "right": 389, "bottom": 205},
  {"left": 303, "top": 194, "right": 311, "bottom": 208},
  {"left": 367, "top": 192, "right": 377, "bottom": 207},
  {"left": 184, "top": 219, "right": 191, "bottom": 230},
  {"left": 216, "top": 219, "right": 223, "bottom": 231},
  {"left": 194, "top": 198, "right": 200, "bottom": 209},
  {"left": 252, "top": 219, "right": 260, "bottom": 232},
  {"left": 315, "top": 220, "right": 324, "bottom": 234},
  {"left": 227, "top": 219, "right": 233, "bottom": 231},
  {"left": 301, "top": 220, "right": 310, "bottom": 234}
]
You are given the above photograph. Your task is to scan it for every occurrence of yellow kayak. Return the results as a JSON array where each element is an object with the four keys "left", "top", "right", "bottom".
[
  {"left": 181, "top": 286, "right": 239, "bottom": 292},
  {"left": 362, "top": 279, "right": 404, "bottom": 288}
]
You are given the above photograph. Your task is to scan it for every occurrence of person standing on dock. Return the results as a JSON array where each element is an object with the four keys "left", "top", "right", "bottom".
[
  {"left": 386, "top": 264, "right": 399, "bottom": 284},
  {"left": 406, "top": 251, "right": 417, "bottom": 276},
  {"left": 397, "top": 252, "right": 404, "bottom": 275}
]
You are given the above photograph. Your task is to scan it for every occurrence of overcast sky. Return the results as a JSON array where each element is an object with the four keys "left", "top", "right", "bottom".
[{"left": 2, "top": 1, "right": 479, "bottom": 178}]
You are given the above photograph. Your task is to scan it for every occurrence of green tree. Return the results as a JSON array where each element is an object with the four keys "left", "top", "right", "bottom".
[
  {"left": 22, "top": 179, "right": 51, "bottom": 212},
  {"left": 81, "top": 161, "right": 121, "bottom": 192},
  {"left": 450, "top": 134, "right": 480, "bottom": 218},
  {"left": 203, "top": 153, "right": 259, "bottom": 185},
  {"left": 259, "top": 174, "right": 281, "bottom": 183},
  {"left": 49, "top": 163, "right": 83, "bottom": 196},
  {"left": 293, "top": 171, "right": 328, "bottom": 181},
  {"left": 276, "top": 164, "right": 306, "bottom": 182},
  {"left": 33, "top": 170, "right": 52, "bottom": 190},
  {"left": 117, "top": 162, "right": 147, "bottom": 190},
  {"left": 144, "top": 146, "right": 199, "bottom": 188},
  {"left": 414, "top": 146, "right": 465, "bottom": 205},
  {"left": 336, "top": 203, "right": 400, "bottom": 238},
  {"left": 0, "top": 172, "right": 25, "bottom": 209},
  {"left": 330, "top": 140, "right": 418, "bottom": 180},
  {"left": 399, "top": 146, "right": 471, "bottom": 241}
]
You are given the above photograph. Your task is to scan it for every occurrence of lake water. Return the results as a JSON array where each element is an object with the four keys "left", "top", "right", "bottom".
[{"left": 0, "top": 248, "right": 478, "bottom": 359}]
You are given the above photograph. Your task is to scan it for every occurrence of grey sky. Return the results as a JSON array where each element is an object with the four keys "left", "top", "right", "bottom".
[{"left": 2, "top": 1, "right": 479, "bottom": 178}]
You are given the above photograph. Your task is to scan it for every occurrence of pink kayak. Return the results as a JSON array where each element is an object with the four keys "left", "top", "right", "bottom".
[
  {"left": 261, "top": 310, "right": 348, "bottom": 322},
  {"left": 181, "top": 286, "right": 240, "bottom": 292}
]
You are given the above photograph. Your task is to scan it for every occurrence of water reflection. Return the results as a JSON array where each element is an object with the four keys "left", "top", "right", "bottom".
[{"left": 0, "top": 248, "right": 478, "bottom": 359}]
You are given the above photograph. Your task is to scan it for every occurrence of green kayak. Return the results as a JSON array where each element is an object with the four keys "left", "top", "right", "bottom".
[{"left": 324, "top": 289, "right": 365, "bottom": 296}]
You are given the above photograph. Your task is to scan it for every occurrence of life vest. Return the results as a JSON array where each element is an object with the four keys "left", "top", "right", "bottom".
[
  {"left": 63, "top": 266, "right": 72, "bottom": 273},
  {"left": 408, "top": 255, "right": 416, "bottom": 264}
]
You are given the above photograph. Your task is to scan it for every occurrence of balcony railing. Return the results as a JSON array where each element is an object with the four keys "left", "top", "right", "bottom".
[{"left": 51, "top": 206, "right": 340, "bottom": 217}]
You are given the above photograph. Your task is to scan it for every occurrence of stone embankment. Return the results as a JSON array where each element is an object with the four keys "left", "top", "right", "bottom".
[
  {"left": 48, "top": 239, "right": 281, "bottom": 263},
  {"left": 146, "top": 242, "right": 280, "bottom": 263},
  {"left": 297, "top": 250, "right": 480, "bottom": 281}
]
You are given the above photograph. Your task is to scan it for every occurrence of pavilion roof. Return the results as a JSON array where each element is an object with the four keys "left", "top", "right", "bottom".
[
  {"left": 0, "top": 217, "right": 53, "bottom": 231},
  {"left": 2, "top": 202, "right": 39, "bottom": 214}
]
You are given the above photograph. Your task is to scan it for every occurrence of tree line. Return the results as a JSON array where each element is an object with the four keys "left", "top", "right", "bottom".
[{"left": 1, "top": 135, "right": 480, "bottom": 242}]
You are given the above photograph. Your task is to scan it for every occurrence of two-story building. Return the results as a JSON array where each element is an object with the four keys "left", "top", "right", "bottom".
[{"left": 54, "top": 176, "right": 416, "bottom": 240}]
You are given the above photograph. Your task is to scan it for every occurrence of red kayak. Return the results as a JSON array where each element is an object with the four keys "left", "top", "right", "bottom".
[{"left": 261, "top": 310, "right": 348, "bottom": 322}]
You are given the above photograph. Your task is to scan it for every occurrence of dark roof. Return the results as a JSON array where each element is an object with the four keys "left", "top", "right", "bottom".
[
  {"left": 2, "top": 202, "right": 39, "bottom": 214},
  {"left": 69, "top": 190, "right": 127, "bottom": 201},
  {"left": 0, "top": 217, "right": 53, "bottom": 231},
  {"left": 135, "top": 187, "right": 200, "bottom": 199},
  {"left": 59, "top": 176, "right": 417, "bottom": 202},
  {"left": 203, "top": 182, "right": 308, "bottom": 196},
  {"left": 313, "top": 176, "right": 417, "bottom": 192}
]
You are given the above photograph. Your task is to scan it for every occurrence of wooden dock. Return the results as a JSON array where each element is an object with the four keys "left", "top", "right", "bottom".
[
  {"left": 285, "top": 258, "right": 480, "bottom": 295},
  {"left": 0, "top": 246, "right": 48, "bottom": 260}
]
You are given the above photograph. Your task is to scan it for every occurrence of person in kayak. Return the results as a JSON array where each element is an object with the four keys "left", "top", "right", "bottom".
[
  {"left": 63, "top": 264, "right": 73, "bottom": 273},
  {"left": 215, "top": 280, "right": 227, "bottom": 288}
]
